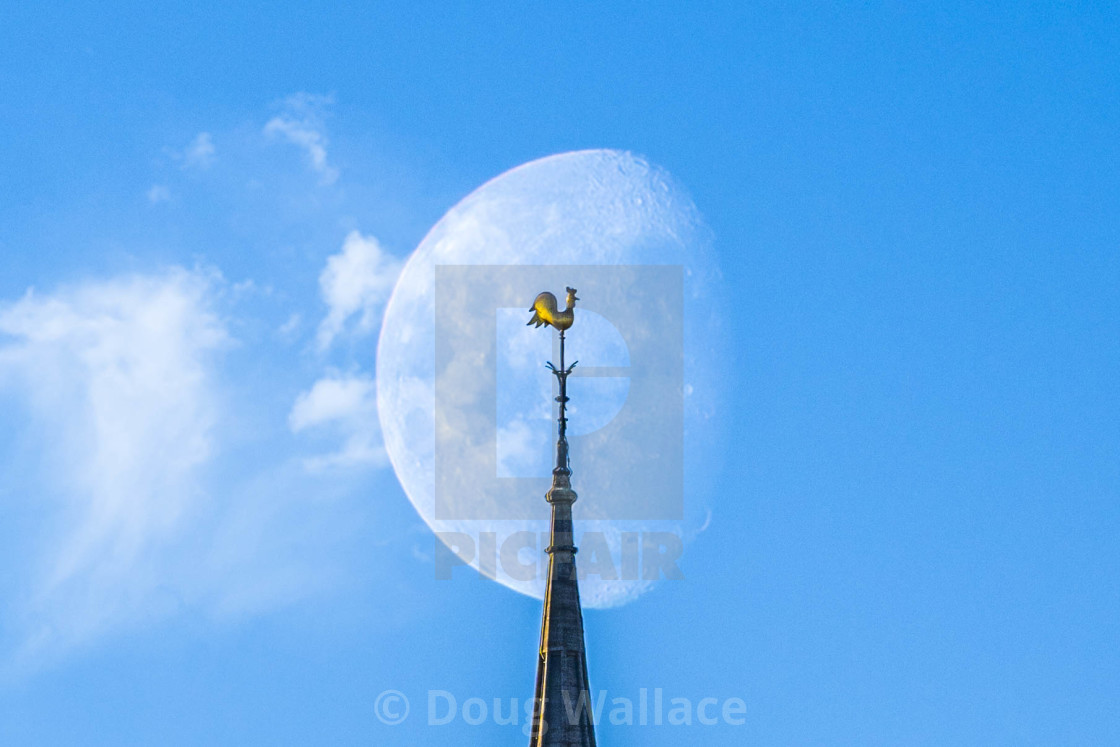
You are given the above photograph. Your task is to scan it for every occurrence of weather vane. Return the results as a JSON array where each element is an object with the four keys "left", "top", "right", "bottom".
[
  {"left": 527, "top": 286, "right": 579, "bottom": 331},
  {"left": 528, "top": 287, "right": 579, "bottom": 475}
]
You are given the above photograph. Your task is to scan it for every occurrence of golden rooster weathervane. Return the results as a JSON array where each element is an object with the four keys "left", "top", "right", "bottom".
[{"left": 527, "top": 286, "right": 579, "bottom": 331}]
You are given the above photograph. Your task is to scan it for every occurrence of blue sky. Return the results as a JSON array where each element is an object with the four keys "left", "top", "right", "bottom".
[{"left": 1, "top": 2, "right": 1118, "bottom": 744}]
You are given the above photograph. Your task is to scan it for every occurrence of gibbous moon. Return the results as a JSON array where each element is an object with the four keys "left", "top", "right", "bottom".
[{"left": 377, "top": 150, "right": 726, "bottom": 607}]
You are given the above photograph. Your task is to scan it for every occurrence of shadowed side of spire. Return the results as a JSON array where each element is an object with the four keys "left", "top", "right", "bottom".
[{"left": 529, "top": 495, "right": 596, "bottom": 746}]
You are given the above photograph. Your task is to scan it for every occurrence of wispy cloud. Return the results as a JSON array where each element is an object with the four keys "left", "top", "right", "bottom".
[
  {"left": 0, "top": 265, "right": 385, "bottom": 669},
  {"left": 263, "top": 93, "right": 339, "bottom": 185},
  {"left": 316, "top": 230, "right": 403, "bottom": 350},
  {"left": 277, "top": 312, "right": 302, "bottom": 341},
  {"left": 0, "top": 268, "right": 228, "bottom": 663},
  {"left": 146, "top": 184, "right": 171, "bottom": 204},
  {"left": 289, "top": 373, "right": 386, "bottom": 470},
  {"left": 181, "top": 132, "right": 216, "bottom": 170}
]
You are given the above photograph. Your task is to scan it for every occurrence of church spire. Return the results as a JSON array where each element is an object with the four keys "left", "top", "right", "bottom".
[{"left": 526, "top": 289, "right": 597, "bottom": 746}]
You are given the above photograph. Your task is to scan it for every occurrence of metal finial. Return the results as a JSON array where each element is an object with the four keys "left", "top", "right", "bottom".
[{"left": 528, "top": 289, "right": 579, "bottom": 498}]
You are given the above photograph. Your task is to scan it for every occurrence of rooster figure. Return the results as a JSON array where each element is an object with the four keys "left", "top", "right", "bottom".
[{"left": 527, "top": 287, "right": 579, "bottom": 331}]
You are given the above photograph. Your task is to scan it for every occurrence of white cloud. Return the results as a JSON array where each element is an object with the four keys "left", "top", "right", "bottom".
[
  {"left": 316, "top": 230, "right": 403, "bottom": 350},
  {"left": 277, "top": 312, "right": 302, "bottom": 341},
  {"left": 0, "top": 268, "right": 228, "bottom": 662},
  {"left": 146, "top": 185, "right": 171, "bottom": 204},
  {"left": 289, "top": 373, "right": 387, "bottom": 470},
  {"left": 264, "top": 93, "right": 339, "bottom": 185},
  {"left": 182, "top": 132, "right": 216, "bottom": 170}
]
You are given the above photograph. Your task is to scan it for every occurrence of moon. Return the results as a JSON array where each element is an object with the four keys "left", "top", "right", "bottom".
[{"left": 377, "top": 149, "right": 726, "bottom": 607}]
